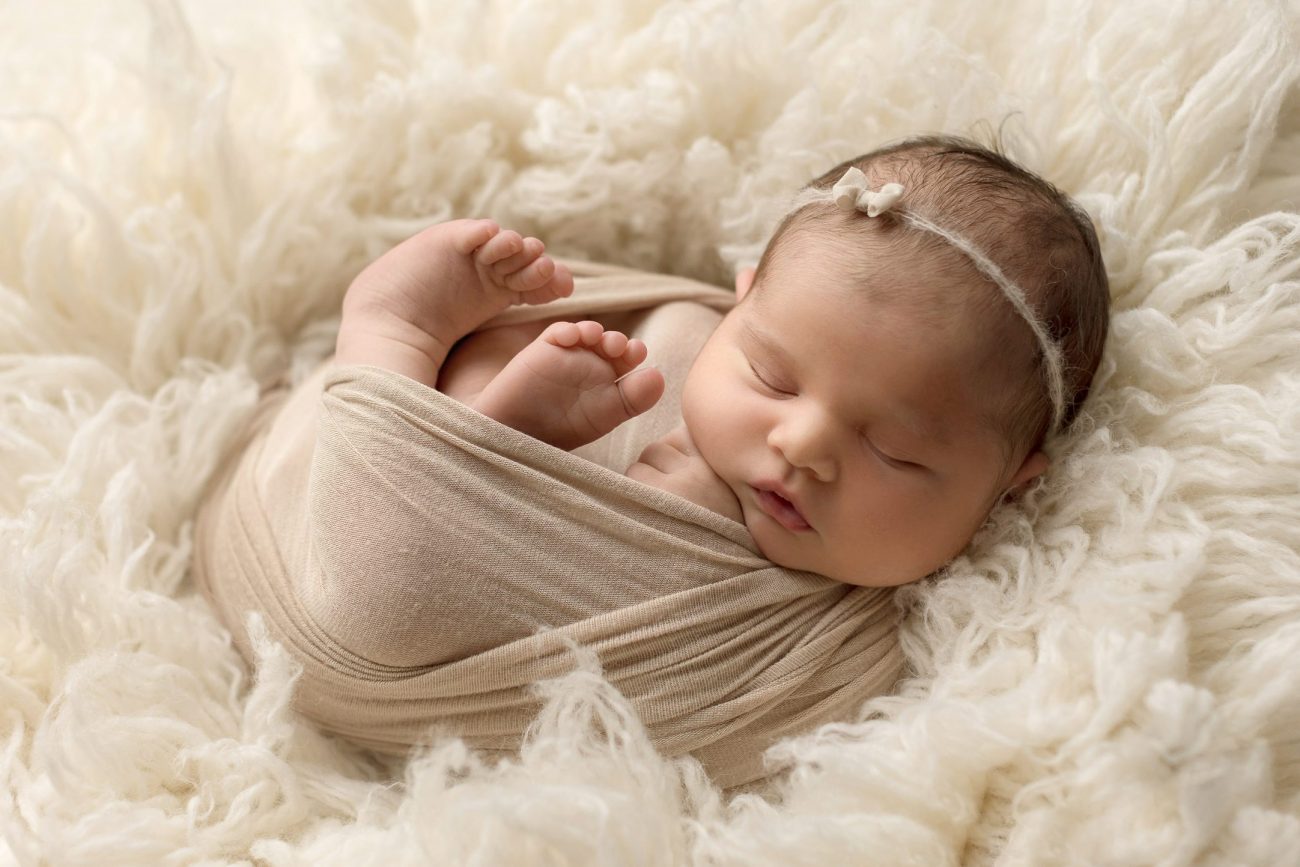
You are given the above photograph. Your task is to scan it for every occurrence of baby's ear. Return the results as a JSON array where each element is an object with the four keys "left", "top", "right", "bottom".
[
  {"left": 1004, "top": 449, "right": 1050, "bottom": 499},
  {"left": 738, "top": 266, "right": 759, "bottom": 300},
  {"left": 734, "top": 267, "right": 757, "bottom": 301}
]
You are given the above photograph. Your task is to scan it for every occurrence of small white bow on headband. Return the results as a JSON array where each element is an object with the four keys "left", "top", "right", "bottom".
[{"left": 831, "top": 167, "right": 904, "bottom": 217}]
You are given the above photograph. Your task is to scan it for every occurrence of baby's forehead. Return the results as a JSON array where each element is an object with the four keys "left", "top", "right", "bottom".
[{"left": 756, "top": 246, "right": 972, "bottom": 332}]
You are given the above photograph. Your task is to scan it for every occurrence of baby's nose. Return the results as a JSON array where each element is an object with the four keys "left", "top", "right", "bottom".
[{"left": 767, "top": 409, "right": 837, "bottom": 482}]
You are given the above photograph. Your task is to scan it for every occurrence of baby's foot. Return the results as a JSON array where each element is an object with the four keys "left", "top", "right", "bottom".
[
  {"left": 471, "top": 321, "right": 666, "bottom": 450},
  {"left": 338, "top": 219, "right": 575, "bottom": 380}
]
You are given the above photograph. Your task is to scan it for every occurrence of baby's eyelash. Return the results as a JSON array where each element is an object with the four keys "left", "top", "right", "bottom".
[
  {"left": 748, "top": 361, "right": 792, "bottom": 394},
  {"left": 861, "top": 433, "right": 922, "bottom": 470}
]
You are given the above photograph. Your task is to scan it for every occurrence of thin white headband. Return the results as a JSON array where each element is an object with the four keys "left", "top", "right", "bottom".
[{"left": 785, "top": 166, "right": 1067, "bottom": 435}]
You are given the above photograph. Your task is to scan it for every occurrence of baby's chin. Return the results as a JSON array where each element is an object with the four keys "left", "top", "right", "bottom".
[{"left": 741, "top": 511, "right": 828, "bottom": 577}]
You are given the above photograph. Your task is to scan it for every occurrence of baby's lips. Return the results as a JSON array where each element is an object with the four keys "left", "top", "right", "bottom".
[{"left": 752, "top": 482, "right": 813, "bottom": 531}]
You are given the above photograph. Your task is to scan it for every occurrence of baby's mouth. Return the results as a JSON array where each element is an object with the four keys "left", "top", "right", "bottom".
[{"left": 753, "top": 486, "right": 812, "bottom": 532}]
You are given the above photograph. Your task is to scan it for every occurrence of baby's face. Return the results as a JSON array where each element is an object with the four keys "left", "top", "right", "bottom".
[{"left": 681, "top": 233, "right": 1047, "bottom": 586}]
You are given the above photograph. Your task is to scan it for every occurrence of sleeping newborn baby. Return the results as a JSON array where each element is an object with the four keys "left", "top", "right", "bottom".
[{"left": 334, "top": 134, "right": 1110, "bottom": 588}]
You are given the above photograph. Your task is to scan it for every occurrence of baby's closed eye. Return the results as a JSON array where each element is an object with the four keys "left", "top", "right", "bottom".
[
  {"left": 857, "top": 432, "right": 929, "bottom": 472},
  {"left": 748, "top": 360, "right": 794, "bottom": 396}
]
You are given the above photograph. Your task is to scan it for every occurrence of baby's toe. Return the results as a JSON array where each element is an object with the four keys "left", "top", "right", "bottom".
[
  {"left": 451, "top": 219, "right": 500, "bottom": 255},
  {"left": 617, "top": 367, "right": 665, "bottom": 417},
  {"left": 573, "top": 320, "right": 604, "bottom": 346},
  {"left": 595, "top": 331, "right": 644, "bottom": 371},
  {"left": 505, "top": 253, "right": 564, "bottom": 293},
  {"left": 514, "top": 261, "right": 574, "bottom": 306},
  {"left": 493, "top": 237, "right": 545, "bottom": 276},
  {"left": 606, "top": 337, "right": 648, "bottom": 376},
  {"left": 598, "top": 330, "right": 628, "bottom": 358},
  {"left": 475, "top": 229, "right": 523, "bottom": 266},
  {"left": 624, "top": 337, "right": 647, "bottom": 366},
  {"left": 541, "top": 321, "right": 582, "bottom": 347}
]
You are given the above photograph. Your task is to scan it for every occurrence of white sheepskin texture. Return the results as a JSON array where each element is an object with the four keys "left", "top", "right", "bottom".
[{"left": 2, "top": 0, "right": 1299, "bottom": 863}]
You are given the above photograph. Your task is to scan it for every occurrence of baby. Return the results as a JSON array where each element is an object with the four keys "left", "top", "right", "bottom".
[{"left": 334, "top": 134, "right": 1110, "bottom": 588}]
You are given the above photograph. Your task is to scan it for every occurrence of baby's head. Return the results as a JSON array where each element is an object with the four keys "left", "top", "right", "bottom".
[{"left": 681, "top": 134, "right": 1110, "bottom": 586}]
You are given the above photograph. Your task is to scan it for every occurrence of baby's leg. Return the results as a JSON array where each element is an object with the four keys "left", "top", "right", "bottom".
[
  {"left": 470, "top": 321, "right": 665, "bottom": 451},
  {"left": 335, "top": 220, "right": 573, "bottom": 388}
]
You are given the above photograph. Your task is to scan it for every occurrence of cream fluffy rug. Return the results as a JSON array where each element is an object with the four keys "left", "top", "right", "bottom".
[{"left": 3, "top": 1, "right": 1299, "bottom": 863}]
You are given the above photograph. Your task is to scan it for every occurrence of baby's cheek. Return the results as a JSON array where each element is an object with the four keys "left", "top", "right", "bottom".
[
  {"left": 681, "top": 385, "right": 735, "bottom": 472},
  {"left": 679, "top": 370, "right": 711, "bottom": 445}
]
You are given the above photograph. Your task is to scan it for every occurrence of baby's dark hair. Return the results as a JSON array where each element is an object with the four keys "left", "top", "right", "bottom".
[{"left": 753, "top": 133, "right": 1110, "bottom": 467}]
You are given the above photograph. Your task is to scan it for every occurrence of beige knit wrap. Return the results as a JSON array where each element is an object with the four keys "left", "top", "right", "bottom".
[{"left": 193, "top": 260, "right": 903, "bottom": 791}]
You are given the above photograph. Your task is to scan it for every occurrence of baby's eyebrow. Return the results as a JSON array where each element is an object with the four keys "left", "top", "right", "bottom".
[
  {"left": 896, "top": 406, "right": 952, "bottom": 448},
  {"left": 740, "top": 318, "right": 794, "bottom": 366}
]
